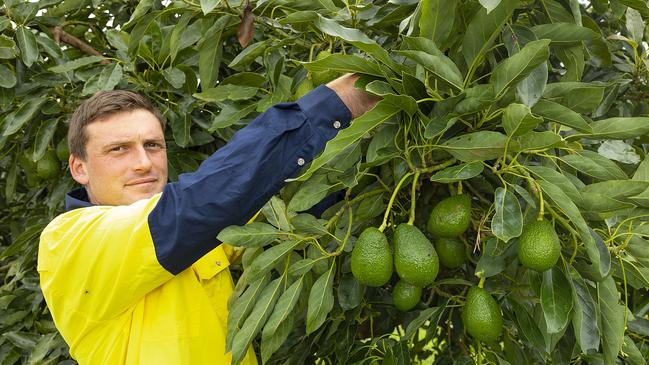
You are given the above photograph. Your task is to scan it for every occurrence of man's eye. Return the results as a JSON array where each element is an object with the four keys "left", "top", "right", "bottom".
[
  {"left": 146, "top": 142, "right": 163, "bottom": 149},
  {"left": 110, "top": 146, "right": 125, "bottom": 152}
]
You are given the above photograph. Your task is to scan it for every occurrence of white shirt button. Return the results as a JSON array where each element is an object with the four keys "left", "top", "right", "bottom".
[
  {"left": 297, "top": 158, "right": 305, "bottom": 166},
  {"left": 333, "top": 120, "right": 341, "bottom": 129}
]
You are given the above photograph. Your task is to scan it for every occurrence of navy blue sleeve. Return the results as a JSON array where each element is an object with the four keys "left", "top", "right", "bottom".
[{"left": 148, "top": 85, "right": 352, "bottom": 274}]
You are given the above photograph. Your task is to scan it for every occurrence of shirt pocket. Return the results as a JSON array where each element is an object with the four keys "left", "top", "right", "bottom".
[{"left": 191, "top": 246, "right": 231, "bottom": 281}]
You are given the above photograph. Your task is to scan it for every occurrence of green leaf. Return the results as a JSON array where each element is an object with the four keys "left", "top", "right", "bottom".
[
  {"left": 226, "top": 273, "right": 270, "bottom": 350},
  {"left": 537, "top": 181, "right": 609, "bottom": 278},
  {"left": 0, "top": 35, "right": 16, "bottom": 59},
  {"left": 512, "top": 131, "right": 564, "bottom": 151},
  {"left": 619, "top": 0, "right": 649, "bottom": 18},
  {"left": 337, "top": 274, "right": 362, "bottom": 311},
  {"left": 262, "top": 196, "right": 292, "bottom": 231},
  {"left": 475, "top": 238, "right": 515, "bottom": 278},
  {"left": 462, "top": 0, "right": 520, "bottom": 67},
  {"left": 531, "top": 23, "right": 599, "bottom": 43},
  {"left": 5, "top": 162, "right": 16, "bottom": 201},
  {"left": 441, "top": 131, "right": 509, "bottom": 162},
  {"left": 247, "top": 240, "right": 300, "bottom": 281},
  {"left": 167, "top": 109, "right": 190, "bottom": 148},
  {"left": 398, "top": 50, "right": 463, "bottom": 91},
  {"left": 532, "top": 99, "right": 593, "bottom": 133},
  {"left": 231, "top": 277, "right": 284, "bottom": 365},
  {"left": 621, "top": 336, "right": 646, "bottom": 365},
  {"left": 491, "top": 39, "right": 551, "bottom": 97},
  {"left": 569, "top": 268, "right": 600, "bottom": 353},
  {"left": 2, "top": 97, "right": 46, "bottom": 136},
  {"left": 194, "top": 84, "right": 258, "bottom": 102},
  {"left": 97, "top": 63, "right": 123, "bottom": 91},
  {"left": 217, "top": 222, "right": 283, "bottom": 248},
  {"left": 32, "top": 119, "right": 58, "bottom": 161},
  {"left": 580, "top": 117, "right": 649, "bottom": 139},
  {"left": 314, "top": 16, "right": 404, "bottom": 74},
  {"left": 597, "top": 275, "right": 625, "bottom": 365},
  {"left": 27, "top": 333, "right": 57, "bottom": 365},
  {"left": 561, "top": 151, "right": 628, "bottom": 181},
  {"left": 228, "top": 40, "right": 269, "bottom": 69},
  {"left": 491, "top": 187, "right": 522, "bottom": 242},
  {"left": 290, "top": 99, "right": 400, "bottom": 182},
  {"left": 288, "top": 258, "right": 316, "bottom": 277},
  {"left": 261, "top": 277, "right": 303, "bottom": 363},
  {"left": 366, "top": 124, "right": 398, "bottom": 164},
  {"left": 633, "top": 157, "right": 649, "bottom": 181},
  {"left": 49, "top": 55, "right": 105, "bottom": 73},
  {"left": 502, "top": 103, "right": 542, "bottom": 136},
  {"left": 162, "top": 67, "right": 185, "bottom": 89},
  {"left": 526, "top": 165, "right": 582, "bottom": 205},
  {"left": 598, "top": 140, "right": 641, "bottom": 165},
  {"left": 404, "top": 306, "right": 446, "bottom": 340},
  {"left": 419, "top": 0, "right": 456, "bottom": 47},
  {"left": 429, "top": 161, "right": 483, "bottom": 183},
  {"left": 208, "top": 102, "right": 257, "bottom": 131},
  {"left": 581, "top": 180, "right": 649, "bottom": 202},
  {"left": 303, "top": 53, "right": 384, "bottom": 77},
  {"left": 288, "top": 180, "right": 333, "bottom": 213},
  {"left": 200, "top": 0, "right": 219, "bottom": 15},
  {"left": 517, "top": 62, "right": 547, "bottom": 107},
  {"left": 479, "top": 0, "right": 503, "bottom": 13},
  {"left": 0, "top": 63, "right": 16, "bottom": 88},
  {"left": 541, "top": 267, "right": 573, "bottom": 334},
  {"left": 306, "top": 262, "right": 336, "bottom": 334},
  {"left": 290, "top": 214, "right": 329, "bottom": 237},
  {"left": 15, "top": 26, "right": 39, "bottom": 67},
  {"left": 123, "top": 0, "right": 154, "bottom": 29}
]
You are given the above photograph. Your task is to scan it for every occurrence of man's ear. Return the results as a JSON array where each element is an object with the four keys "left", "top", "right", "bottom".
[{"left": 69, "top": 154, "right": 89, "bottom": 185}]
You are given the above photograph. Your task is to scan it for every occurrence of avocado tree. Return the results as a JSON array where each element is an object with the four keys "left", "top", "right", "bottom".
[{"left": 2, "top": 0, "right": 649, "bottom": 364}]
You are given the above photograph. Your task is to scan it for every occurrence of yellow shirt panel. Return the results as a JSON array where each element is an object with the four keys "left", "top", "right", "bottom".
[{"left": 38, "top": 194, "right": 257, "bottom": 365}]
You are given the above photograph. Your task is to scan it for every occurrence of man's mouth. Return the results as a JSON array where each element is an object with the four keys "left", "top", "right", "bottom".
[{"left": 126, "top": 178, "right": 158, "bottom": 186}]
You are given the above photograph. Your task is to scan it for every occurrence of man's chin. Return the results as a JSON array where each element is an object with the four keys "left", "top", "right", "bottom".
[{"left": 123, "top": 187, "right": 164, "bottom": 205}]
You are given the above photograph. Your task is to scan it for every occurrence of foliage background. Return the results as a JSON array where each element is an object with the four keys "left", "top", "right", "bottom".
[{"left": 1, "top": 0, "right": 649, "bottom": 364}]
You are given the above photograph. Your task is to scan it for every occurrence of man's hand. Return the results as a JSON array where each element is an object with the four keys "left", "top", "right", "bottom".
[{"left": 326, "top": 74, "right": 382, "bottom": 119}]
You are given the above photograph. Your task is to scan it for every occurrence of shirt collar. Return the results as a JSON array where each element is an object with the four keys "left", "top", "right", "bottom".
[{"left": 65, "top": 188, "right": 94, "bottom": 211}]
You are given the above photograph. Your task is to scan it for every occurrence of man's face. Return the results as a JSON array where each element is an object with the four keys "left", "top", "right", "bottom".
[{"left": 69, "top": 109, "right": 168, "bottom": 206}]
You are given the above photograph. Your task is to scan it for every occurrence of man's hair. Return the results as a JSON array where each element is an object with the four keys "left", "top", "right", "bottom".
[{"left": 68, "top": 90, "right": 166, "bottom": 159}]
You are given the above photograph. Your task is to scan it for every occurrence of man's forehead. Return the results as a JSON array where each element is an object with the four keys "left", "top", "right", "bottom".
[{"left": 86, "top": 111, "right": 164, "bottom": 144}]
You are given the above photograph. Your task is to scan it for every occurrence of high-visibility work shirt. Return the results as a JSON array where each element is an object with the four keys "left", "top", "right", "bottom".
[{"left": 38, "top": 86, "right": 352, "bottom": 365}]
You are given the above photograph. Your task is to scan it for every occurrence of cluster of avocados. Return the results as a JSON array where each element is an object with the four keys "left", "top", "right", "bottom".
[
  {"left": 350, "top": 187, "right": 563, "bottom": 344},
  {"left": 351, "top": 193, "right": 472, "bottom": 312},
  {"left": 19, "top": 139, "right": 69, "bottom": 186}
]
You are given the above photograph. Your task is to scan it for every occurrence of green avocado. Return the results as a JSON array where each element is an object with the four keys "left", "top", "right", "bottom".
[
  {"left": 518, "top": 220, "right": 561, "bottom": 272},
  {"left": 462, "top": 286, "right": 503, "bottom": 343},
  {"left": 427, "top": 194, "right": 472, "bottom": 238},
  {"left": 392, "top": 280, "right": 422, "bottom": 311},
  {"left": 393, "top": 223, "right": 439, "bottom": 287},
  {"left": 435, "top": 237, "right": 466, "bottom": 269},
  {"left": 351, "top": 227, "right": 393, "bottom": 287}
]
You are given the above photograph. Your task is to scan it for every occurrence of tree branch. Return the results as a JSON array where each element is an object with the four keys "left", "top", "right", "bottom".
[{"left": 49, "top": 26, "right": 110, "bottom": 64}]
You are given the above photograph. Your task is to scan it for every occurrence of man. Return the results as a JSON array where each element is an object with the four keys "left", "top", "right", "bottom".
[{"left": 38, "top": 74, "right": 378, "bottom": 364}]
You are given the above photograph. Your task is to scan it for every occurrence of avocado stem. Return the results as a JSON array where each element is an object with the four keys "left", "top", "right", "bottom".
[
  {"left": 379, "top": 172, "right": 413, "bottom": 232},
  {"left": 478, "top": 277, "right": 486, "bottom": 288},
  {"left": 407, "top": 171, "right": 421, "bottom": 225}
]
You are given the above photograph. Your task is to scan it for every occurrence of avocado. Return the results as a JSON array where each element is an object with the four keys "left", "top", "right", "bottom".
[
  {"left": 427, "top": 194, "right": 472, "bottom": 238},
  {"left": 462, "top": 286, "right": 503, "bottom": 343},
  {"left": 518, "top": 220, "right": 561, "bottom": 272},
  {"left": 435, "top": 237, "right": 466, "bottom": 269},
  {"left": 351, "top": 227, "right": 393, "bottom": 287},
  {"left": 392, "top": 280, "right": 422, "bottom": 311},
  {"left": 393, "top": 223, "right": 439, "bottom": 287}
]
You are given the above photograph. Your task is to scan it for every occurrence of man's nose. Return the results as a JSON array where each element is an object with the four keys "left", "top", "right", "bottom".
[{"left": 133, "top": 145, "right": 153, "bottom": 171}]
